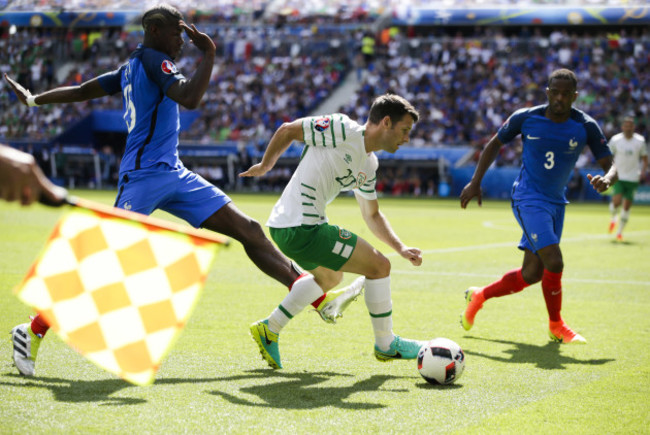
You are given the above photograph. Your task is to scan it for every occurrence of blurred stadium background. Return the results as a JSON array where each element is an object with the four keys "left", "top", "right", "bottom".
[{"left": 1, "top": 0, "right": 648, "bottom": 201}]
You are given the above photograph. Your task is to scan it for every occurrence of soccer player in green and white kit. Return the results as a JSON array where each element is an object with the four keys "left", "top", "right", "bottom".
[
  {"left": 607, "top": 116, "right": 648, "bottom": 241},
  {"left": 240, "top": 94, "right": 425, "bottom": 369}
]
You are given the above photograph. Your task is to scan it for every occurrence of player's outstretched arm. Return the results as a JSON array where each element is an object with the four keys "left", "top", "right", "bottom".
[
  {"left": 587, "top": 155, "right": 617, "bottom": 193},
  {"left": 239, "top": 119, "right": 304, "bottom": 178},
  {"left": 166, "top": 22, "right": 215, "bottom": 109},
  {"left": 0, "top": 144, "right": 67, "bottom": 205},
  {"left": 355, "top": 193, "right": 422, "bottom": 266},
  {"left": 4, "top": 73, "right": 108, "bottom": 106},
  {"left": 460, "top": 134, "right": 504, "bottom": 208}
]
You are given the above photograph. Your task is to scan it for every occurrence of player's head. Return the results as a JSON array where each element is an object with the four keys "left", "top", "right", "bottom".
[
  {"left": 368, "top": 94, "right": 419, "bottom": 126},
  {"left": 142, "top": 4, "right": 184, "bottom": 59},
  {"left": 621, "top": 115, "right": 635, "bottom": 137},
  {"left": 368, "top": 94, "right": 419, "bottom": 153},
  {"left": 545, "top": 69, "right": 578, "bottom": 119}
]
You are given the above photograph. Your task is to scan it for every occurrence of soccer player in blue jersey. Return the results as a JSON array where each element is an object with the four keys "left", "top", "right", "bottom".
[
  {"left": 4, "top": 4, "right": 358, "bottom": 376},
  {"left": 459, "top": 69, "right": 617, "bottom": 344}
]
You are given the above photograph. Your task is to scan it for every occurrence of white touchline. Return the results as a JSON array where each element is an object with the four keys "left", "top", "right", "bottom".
[
  {"left": 385, "top": 230, "right": 650, "bottom": 287},
  {"left": 389, "top": 269, "right": 650, "bottom": 286}
]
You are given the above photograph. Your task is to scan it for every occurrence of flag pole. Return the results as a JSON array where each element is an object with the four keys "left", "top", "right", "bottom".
[{"left": 40, "top": 194, "right": 230, "bottom": 246}]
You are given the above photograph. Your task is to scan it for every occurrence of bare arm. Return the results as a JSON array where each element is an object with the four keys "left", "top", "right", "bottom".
[
  {"left": 0, "top": 144, "right": 67, "bottom": 205},
  {"left": 355, "top": 192, "right": 422, "bottom": 266},
  {"left": 587, "top": 155, "right": 617, "bottom": 193},
  {"left": 239, "top": 119, "right": 304, "bottom": 177},
  {"left": 459, "top": 134, "right": 504, "bottom": 208},
  {"left": 165, "top": 23, "right": 215, "bottom": 109},
  {"left": 641, "top": 155, "right": 648, "bottom": 182},
  {"left": 4, "top": 73, "right": 108, "bottom": 105}
]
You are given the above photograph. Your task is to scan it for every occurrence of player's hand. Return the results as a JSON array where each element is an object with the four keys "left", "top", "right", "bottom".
[
  {"left": 400, "top": 247, "right": 422, "bottom": 266},
  {"left": 181, "top": 22, "right": 216, "bottom": 55},
  {"left": 460, "top": 181, "right": 482, "bottom": 208},
  {"left": 586, "top": 173, "right": 612, "bottom": 193},
  {"left": 4, "top": 74, "right": 32, "bottom": 106},
  {"left": 239, "top": 163, "right": 271, "bottom": 178},
  {"left": 0, "top": 145, "right": 67, "bottom": 206}
]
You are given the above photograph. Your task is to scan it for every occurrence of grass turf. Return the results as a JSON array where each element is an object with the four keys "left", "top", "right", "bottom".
[{"left": 0, "top": 191, "right": 648, "bottom": 433}]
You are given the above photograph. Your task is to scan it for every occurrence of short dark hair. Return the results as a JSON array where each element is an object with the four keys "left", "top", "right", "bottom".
[
  {"left": 548, "top": 68, "right": 578, "bottom": 90},
  {"left": 142, "top": 4, "right": 183, "bottom": 32},
  {"left": 368, "top": 94, "right": 419, "bottom": 126}
]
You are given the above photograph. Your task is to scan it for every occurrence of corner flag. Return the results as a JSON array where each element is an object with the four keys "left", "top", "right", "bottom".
[{"left": 14, "top": 198, "right": 226, "bottom": 385}]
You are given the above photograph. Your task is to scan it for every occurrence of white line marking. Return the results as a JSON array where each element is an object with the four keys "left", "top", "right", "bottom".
[
  {"left": 389, "top": 269, "right": 650, "bottom": 286},
  {"left": 387, "top": 230, "right": 650, "bottom": 256},
  {"left": 383, "top": 229, "right": 650, "bottom": 286}
]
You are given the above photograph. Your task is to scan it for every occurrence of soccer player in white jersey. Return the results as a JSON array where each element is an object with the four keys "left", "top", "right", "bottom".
[
  {"left": 607, "top": 116, "right": 648, "bottom": 241},
  {"left": 240, "top": 94, "right": 425, "bottom": 369}
]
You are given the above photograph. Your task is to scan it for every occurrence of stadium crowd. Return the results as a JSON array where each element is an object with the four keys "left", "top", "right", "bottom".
[{"left": 1, "top": 17, "right": 648, "bottom": 192}]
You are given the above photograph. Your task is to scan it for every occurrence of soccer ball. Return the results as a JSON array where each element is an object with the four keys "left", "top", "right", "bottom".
[{"left": 417, "top": 338, "right": 465, "bottom": 385}]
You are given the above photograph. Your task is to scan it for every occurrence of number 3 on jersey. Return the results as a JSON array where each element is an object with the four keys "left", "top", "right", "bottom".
[
  {"left": 544, "top": 151, "right": 555, "bottom": 169},
  {"left": 123, "top": 84, "right": 136, "bottom": 132}
]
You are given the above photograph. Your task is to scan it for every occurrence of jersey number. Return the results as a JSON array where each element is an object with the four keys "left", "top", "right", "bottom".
[
  {"left": 544, "top": 151, "right": 555, "bottom": 169},
  {"left": 123, "top": 84, "right": 136, "bottom": 132}
]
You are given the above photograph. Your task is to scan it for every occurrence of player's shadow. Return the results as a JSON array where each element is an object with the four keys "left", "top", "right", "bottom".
[
  {"left": 205, "top": 369, "right": 409, "bottom": 410},
  {"left": 610, "top": 239, "right": 634, "bottom": 246},
  {"left": 0, "top": 369, "right": 410, "bottom": 408},
  {"left": 0, "top": 374, "right": 144, "bottom": 405},
  {"left": 462, "top": 336, "right": 614, "bottom": 370}
]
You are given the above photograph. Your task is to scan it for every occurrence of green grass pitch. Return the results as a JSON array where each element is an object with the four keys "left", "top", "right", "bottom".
[{"left": 1, "top": 191, "right": 648, "bottom": 433}]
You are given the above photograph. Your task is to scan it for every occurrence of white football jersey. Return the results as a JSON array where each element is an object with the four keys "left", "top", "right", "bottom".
[
  {"left": 608, "top": 132, "right": 648, "bottom": 182},
  {"left": 267, "top": 114, "right": 378, "bottom": 228}
]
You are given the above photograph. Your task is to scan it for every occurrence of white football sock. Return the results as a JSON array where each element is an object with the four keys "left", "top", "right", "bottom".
[
  {"left": 609, "top": 202, "right": 619, "bottom": 221},
  {"left": 268, "top": 274, "right": 323, "bottom": 333},
  {"left": 618, "top": 209, "right": 630, "bottom": 235},
  {"left": 364, "top": 276, "right": 394, "bottom": 351}
]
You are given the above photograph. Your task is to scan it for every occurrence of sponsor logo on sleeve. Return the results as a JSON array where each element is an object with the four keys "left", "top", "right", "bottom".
[
  {"left": 314, "top": 117, "right": 331, "bottom": 132},
  {"left": 161, "top": 59, "right": 178, "bottom": 75}
]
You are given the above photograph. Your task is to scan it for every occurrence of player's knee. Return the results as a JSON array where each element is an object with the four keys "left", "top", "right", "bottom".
[
  {"left": 234, "top": 217, "right": 266, "bottom": 246},
  {"left": 544, "top": 257, "right": 564, "bottom": 274},
  {"left": 522, "top": 266, "right": 543, "bottom": 284},
  {"left": 365, "top": 254, "right": 391, "bottom": 279}
]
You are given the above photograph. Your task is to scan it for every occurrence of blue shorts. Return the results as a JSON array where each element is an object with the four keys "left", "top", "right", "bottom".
[
  {"left": 512, "top": 199, "right": 565, "bottom": 253},
  {"left": 114, "top": 164, "right": 231, "bottom": 228}
]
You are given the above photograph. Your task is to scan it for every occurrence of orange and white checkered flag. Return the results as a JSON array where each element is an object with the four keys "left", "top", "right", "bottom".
[{"left": 14, "top": 198, "right": 227, "bottom": 386}]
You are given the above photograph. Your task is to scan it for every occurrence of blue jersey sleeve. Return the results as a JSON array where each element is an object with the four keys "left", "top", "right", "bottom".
[
  {"left": 584, "top": 115, "right": 611, "bottom": 160},
  {"left": 96, "top": 67, "right": 124, "bottom": 95},
  {"left": 141, "top": 49, "right": 185, "bottom": 94},
  {"left": 497, "top": 108, "right": 527, "bottom": 144}
]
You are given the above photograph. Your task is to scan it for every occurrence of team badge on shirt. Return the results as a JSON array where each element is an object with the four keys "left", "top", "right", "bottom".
[
  {"left": 314, "top": 117, "right": 331, "bottom": 132},
  {"left": 161, "top": 59, "right": 178, "bottom": 75},
  {"left": 357, "top": 172, "right": 367, "bottom": 187}
]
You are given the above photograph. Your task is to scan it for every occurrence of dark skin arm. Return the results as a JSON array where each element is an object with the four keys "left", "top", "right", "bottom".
[
  {"left": 4, "top": 73, "right": 108, "bottom": 105},
  {"left": 460, "top": 134, "right": 503, "bottom": 208},
  {"left": 587, "top": 155, "right": 617, "bottom": 193},
  {"left": 4, "top": 23, "right": 215, "bottom": 110},
  {"left": 165, "top": 22, "right": 215, "bottom": 109}
]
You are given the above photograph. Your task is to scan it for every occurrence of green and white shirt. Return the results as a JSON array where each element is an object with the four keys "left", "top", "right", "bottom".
[
  {"left": 267, "top": 114, "right": 378, "bottom": 228},
  {"left": 608, "top": 132, "right": 647, "bottom": 182}
]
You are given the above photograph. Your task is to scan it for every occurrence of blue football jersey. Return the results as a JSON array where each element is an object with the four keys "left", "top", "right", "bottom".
[
  {"left": 497, "top": 105, "right": 610, "bottom": 204},
  {"left": 97, "top": 44, "right": 185, "bottom": 174}
]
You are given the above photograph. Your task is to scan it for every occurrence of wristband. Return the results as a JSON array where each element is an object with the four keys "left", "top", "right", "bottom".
[{"left": 26, "top": 95, "right": 39, "bottom": 107}]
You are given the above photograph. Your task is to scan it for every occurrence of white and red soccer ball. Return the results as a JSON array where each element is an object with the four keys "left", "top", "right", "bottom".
[{"left": 417, "top": 338, "right": 465, "bottom": 385}]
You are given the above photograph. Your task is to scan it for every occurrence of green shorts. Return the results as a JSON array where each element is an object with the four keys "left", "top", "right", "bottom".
[
  {"left": 612, "top": 180, "right": 639, "bottom": 201},
  {"left": 270, "top": 224, "right": 358, "bottom": 271}
]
